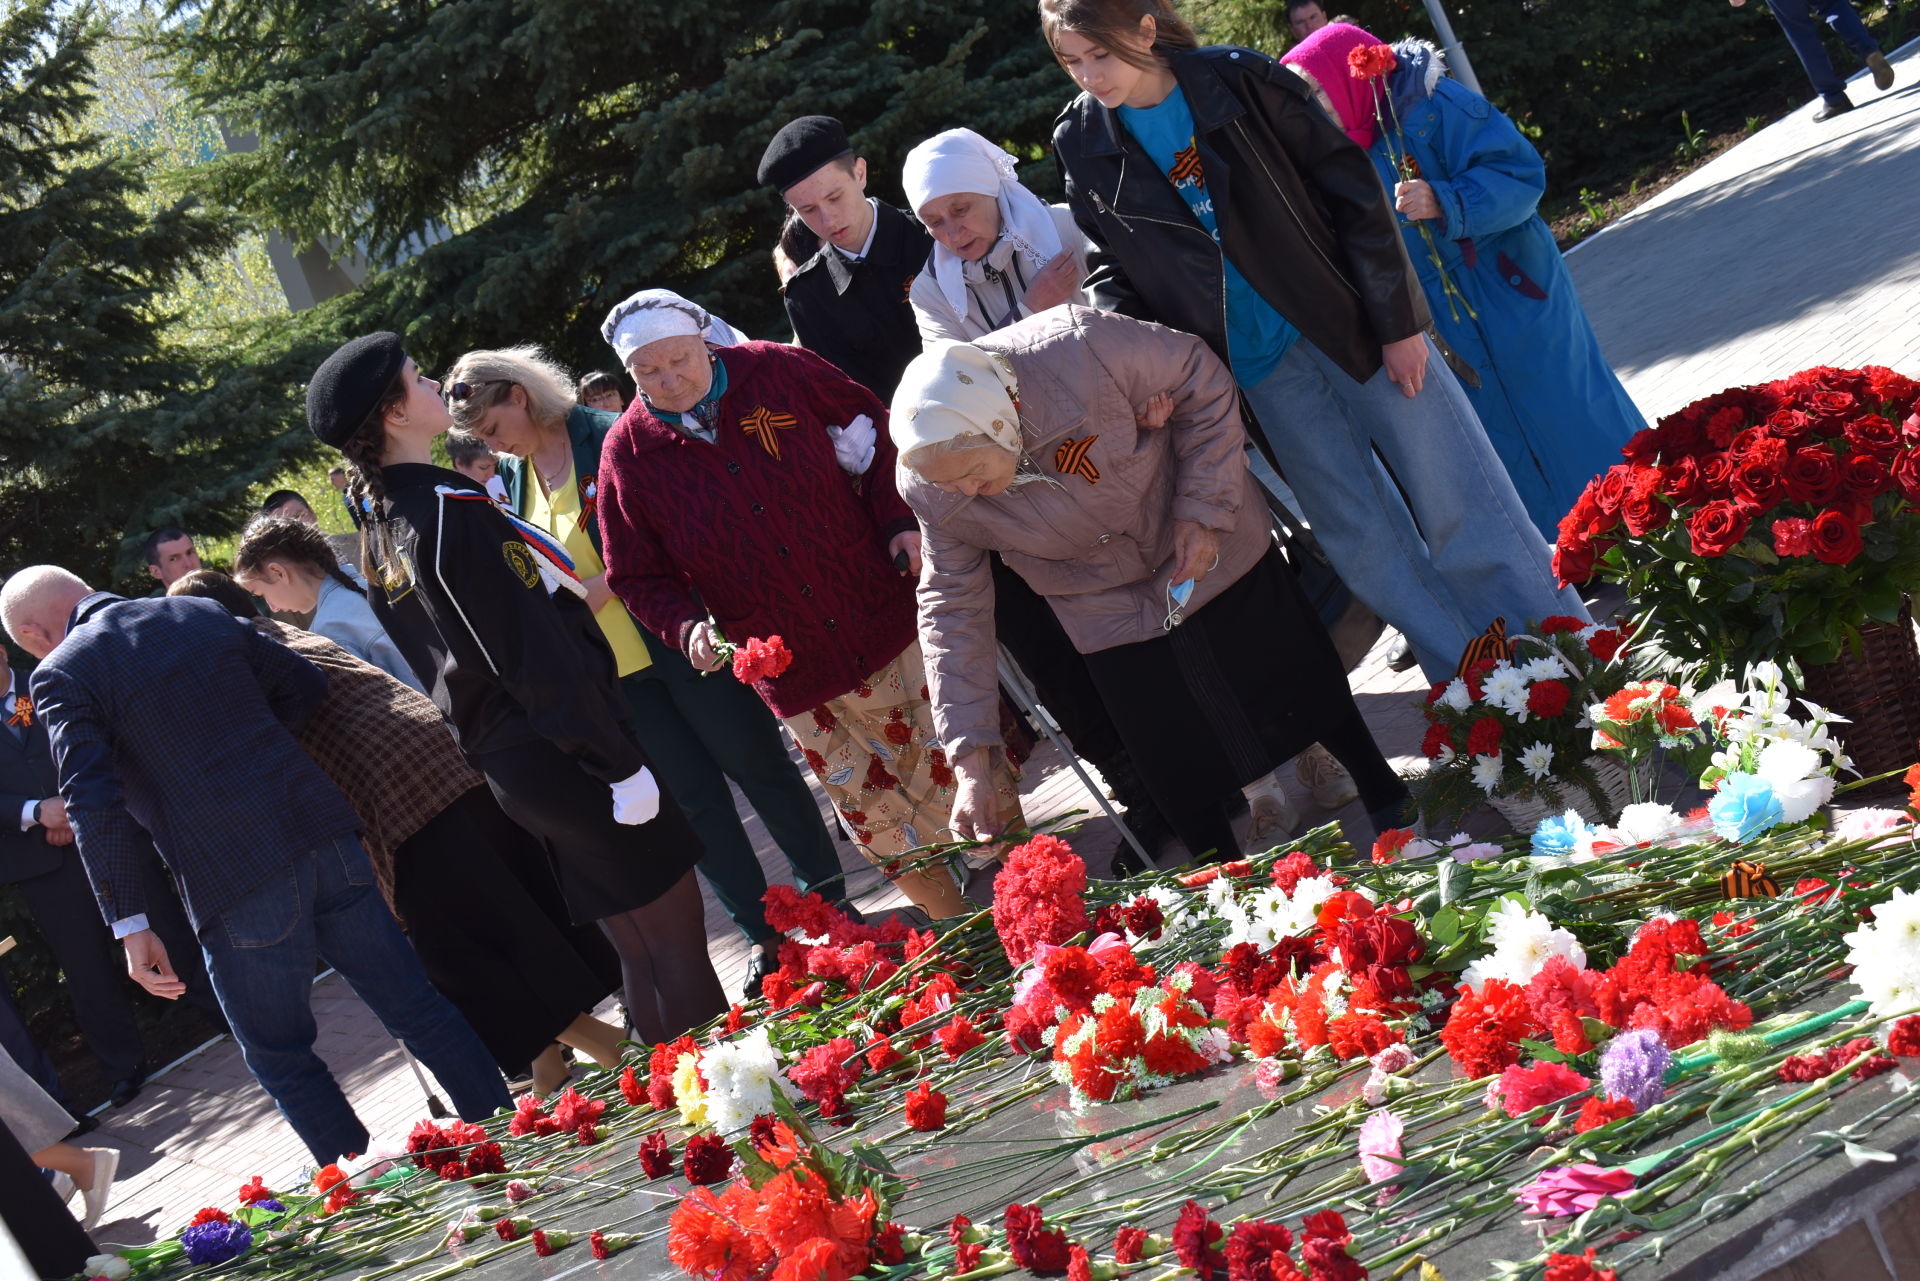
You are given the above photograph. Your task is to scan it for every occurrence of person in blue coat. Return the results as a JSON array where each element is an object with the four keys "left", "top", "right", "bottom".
[{"left": 1283, "top": 23, "right": 1647, "bottom": 540}]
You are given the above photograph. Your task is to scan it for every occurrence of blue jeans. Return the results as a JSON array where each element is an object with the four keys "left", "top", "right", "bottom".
[
  {"left": 1239, "top": 336, "right": 1588, "bottom": 682},
  {"left": 198, "top": 836, "right": 509, "bottom": 1163},
  {"left": 1763, "top": 0, "right": 1879, "bottom": 103}
]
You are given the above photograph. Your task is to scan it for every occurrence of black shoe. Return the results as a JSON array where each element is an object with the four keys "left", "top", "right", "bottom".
[
  {"left": 1106, "top": 840, "right": 1157, "bottom": 879},
  {"left": 1385, "top": 636, "right": 1418, "bottom": 672},
  {"left": 743, "top": 946, "right": 780, "bottom": 1002},
  {"left": 1813, "top": 96, "right": 1854, "bottom": 122},
  {"left": 1366, "top": 792, "right": 1414, "bottom": 840},
  {"left": 66, "top": 1114, "right": 99, "bottom": 1139},
  {"left": 108, "top": 1065, "right": 147, "bottom": 1109}
]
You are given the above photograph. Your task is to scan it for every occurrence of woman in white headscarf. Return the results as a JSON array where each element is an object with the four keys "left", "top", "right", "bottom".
[{"left": 904, "top": 128, "right": 1093, "bottom": 342}]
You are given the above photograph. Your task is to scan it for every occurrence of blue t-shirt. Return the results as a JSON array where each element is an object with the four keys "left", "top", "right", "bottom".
[{"left": 1117, "top": 86, "right": 1299, "bottom": 387}]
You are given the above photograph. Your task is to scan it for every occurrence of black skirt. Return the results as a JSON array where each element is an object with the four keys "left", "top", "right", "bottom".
[
  {"left": 470, "top": 735, "right": 706, "bottom": 922},
  {"left": 389, "top": 786, "right": 623, "bottom": 1070}
]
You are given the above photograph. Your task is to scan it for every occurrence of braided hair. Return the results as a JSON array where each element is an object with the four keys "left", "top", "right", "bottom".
[
  {"left": 235, "top": 515, "right": 365, "bottom": 597},
  {"left": 334, "top": 370, "right": 410, "bottom": 585}
]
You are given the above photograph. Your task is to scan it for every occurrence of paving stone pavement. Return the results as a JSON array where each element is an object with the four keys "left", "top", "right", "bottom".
[
  {"left": 68, "top": 45, "right": 1920, "bottom": 1242},
  {"left": 1566, "top": 36, "right": 1920, "bottom": 421}
]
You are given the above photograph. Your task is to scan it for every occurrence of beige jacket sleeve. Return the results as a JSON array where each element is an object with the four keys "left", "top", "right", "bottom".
[
  {"left": 1082, "top": 312, "right": 1250, "bottom": 534},
  {"left": 915, "top": 512, "right": 1004, "bottom": 759}
]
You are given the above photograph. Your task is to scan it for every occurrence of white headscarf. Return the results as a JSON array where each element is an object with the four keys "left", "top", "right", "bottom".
[
  {"left": 902, "top": 129, "right": 1064, "bottom": 320},
  {"left": 890, "top": 340, "right": 1024, "bottom": 467},
  {"left": 600, "top": 288, "right": 748, "bottom": 366}
]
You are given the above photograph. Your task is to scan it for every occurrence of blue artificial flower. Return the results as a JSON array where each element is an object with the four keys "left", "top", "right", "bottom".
[
  {"left": 1708, "top": 773, "right": 1785, "bottom": 843},
  {"left": 254, "top": 1199, "right": 287, "bottom": 1214},
  {"left": 1599, "top": 1027, "right": 1671, "bottom": 1112},
  {"left": 1531, "top": 811, "right": 1586, "bottom": 858},
  {"left": 181, "top": 1220, "right": 253, "bottom": 1266}
]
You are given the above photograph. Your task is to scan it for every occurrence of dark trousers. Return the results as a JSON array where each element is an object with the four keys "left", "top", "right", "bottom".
[
  {"left": 1763, "top": 0, "right": 1879, "bottom": 102},
  {"left": 139, "top": 853, "right": 224, "bottom": 1024},
  {"left": 0, "top": 981, "right": 63, "bottom": 1104},
  {"left": 0, "top": 1123, "right": 93, "bottom": 1277},
  {"left": 15, "top": 857, "right": 144, "bottom": 1080},
  {"left": 622, "top": 645, "right": 846, "bottom": 942}
]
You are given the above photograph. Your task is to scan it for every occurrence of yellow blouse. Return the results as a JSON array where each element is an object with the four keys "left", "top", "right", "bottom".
[{"left": 524, "top": 456, "right": 653, "bottom": 677}]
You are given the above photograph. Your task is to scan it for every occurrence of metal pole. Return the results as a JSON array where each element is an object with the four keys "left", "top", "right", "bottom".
[
  {"left": 1420, "top": 0, "right": 1484, "bottom": 96},
  {"left": 994, "top": 649, "right": 1156, "bottom": 868}
]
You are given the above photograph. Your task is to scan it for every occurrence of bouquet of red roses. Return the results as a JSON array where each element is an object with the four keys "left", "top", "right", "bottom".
[{"left": 1553, "top": 365, "right": 1920, "bottom": 682}]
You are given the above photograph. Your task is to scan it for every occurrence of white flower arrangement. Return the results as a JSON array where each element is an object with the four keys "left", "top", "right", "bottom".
[
  {"left": 1460, "top": 899, "right": 1586, "bottom": 989},
  {"left": 1845, "top": 887, "right": 1920, "bottom": 1019}
]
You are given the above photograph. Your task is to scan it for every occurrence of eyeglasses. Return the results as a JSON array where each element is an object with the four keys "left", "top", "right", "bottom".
[{"left": 445, "top": 379, "right": 510, "bottom": 403}]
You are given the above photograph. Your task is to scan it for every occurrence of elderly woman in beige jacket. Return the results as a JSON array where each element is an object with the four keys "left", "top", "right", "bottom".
[{"left": 894, "top": 305, "right": 1406, "bottom": 867}]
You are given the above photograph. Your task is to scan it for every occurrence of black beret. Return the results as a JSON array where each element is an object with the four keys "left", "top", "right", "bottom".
[
  {"left": 757, "top": 115, "right": 854, "bottom": 192},
  {"left": 307, "top": 332, "right": 406, "bottom": 449}
]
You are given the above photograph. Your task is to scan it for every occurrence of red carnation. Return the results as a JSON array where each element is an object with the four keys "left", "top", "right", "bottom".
[
  {"left": 1586, "top": 627, "right": 1626, "bottom": 661},
  {"left": 1465, "top": 717, "right": 1503, "bottom": 757},
  {"left": 532, "top": 1229, "right": 557, "bottom": 1258},
  {"left": 1173, "top": 1200, "right": 1229, "bottom": 1280},
  {"left": 1889, "top": 1016, "right": 1920, "bottom": 1057},
  {"left": 1299, "top": 1211, "right": 1363, "bottom": 1281},
  {"left": 682, "top": 1134, "right": 732, "bottom": 1185},
  {"left": 1226, "top": 1219, "right": 1301, "bottom": 1281},
  {"left": 992, "top": 834, "right": 1091, "bottom": 965},
  {"left": 873, "top": 1222, "right": 908, "bottom": 1265},
  {"left": 1687, "top": 499, "right": 1752, "bottom": 557},
  {"left": 949, "top": 1213, "right": 974, "bottom": 1246},
  {"left": 1069, "top": 1243, "right": 1094, "bottom": 1281},
  {"left": 589, "top": 1230, "right": 611, "bottom": 1260},
  {"left": 1810, "top": 508, "right": 1864, "bottom": 564},
  {"left": 1440, "top": 979, "right": 1538, "bottom": 1078},
  {"left": 1419, "top": 722, "right": 1455, "bottom": 759},
  {"left": 1527, "top": 679, "right": 1571, "bottom": 718},
  {"left": 936, "top": 1013, "right": 987, "bottom": 1060},
  {"left": 1547, "top": 1249, "right": 1619, "bottom": 1281},
  {"left": 237, "top": 1176, "right": 274, "bottom": 1205},
  {"left": 1115, "top": 1225, "right": 1150, "bottom": 1263},
  {"left": 1493, "top": 1060, "right": 1591, "bottom": 1120},
  {"left": 904, "top": 1082, "right": 949, "bottom": 1131},
  {"left": 1346, "top": 42, "right": 1397, "bottom": 78},
  {"left": 865, "top": 1037, "right": 905, "bottom": 1072},
  {"left": 730, "top": 634, "right": 794, "bottom": 683},
  {"left": 189, "top": 1206, "right": 230, "bottom": 1226},
  {"left": 955, "top": 1242, "right": 984, "bottom": 1272},
  {"left": 1574, "top": 1095, "right": 1637, "bottom": 1133},
  {"left": 1005, "top": 1203, "right": 1072, "bottom": 1272}
]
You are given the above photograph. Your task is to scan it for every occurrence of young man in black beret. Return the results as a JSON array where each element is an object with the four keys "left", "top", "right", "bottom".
[{"left": 758, "top": 115, "right": 931, "bottom": 403}]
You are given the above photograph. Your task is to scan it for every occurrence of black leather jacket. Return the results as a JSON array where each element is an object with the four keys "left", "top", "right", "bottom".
[{"left": 1053, "top": 44, "right": 1428, "bottom": 385}]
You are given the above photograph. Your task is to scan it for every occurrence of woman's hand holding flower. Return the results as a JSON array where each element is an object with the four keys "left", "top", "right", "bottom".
[{"left": 1394, "top": 179, "right": 1441, "bottom": 221}]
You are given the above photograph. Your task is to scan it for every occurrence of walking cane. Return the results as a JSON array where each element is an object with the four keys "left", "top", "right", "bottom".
[
  {"left": 994, "top": 648, "right": 1155, "bottom": 868},
  {"left": 395, "top": 1042, "right": 450, "bottom": 1119}
]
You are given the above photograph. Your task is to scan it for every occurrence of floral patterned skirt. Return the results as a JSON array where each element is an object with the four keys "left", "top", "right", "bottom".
[{"left": 781, "top": 641, "right": 1021, "bottom": 918}]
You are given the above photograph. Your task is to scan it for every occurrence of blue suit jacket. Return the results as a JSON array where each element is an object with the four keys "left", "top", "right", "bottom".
[{"left": 30, "top": 593, "right": 360, "bottom": 932}]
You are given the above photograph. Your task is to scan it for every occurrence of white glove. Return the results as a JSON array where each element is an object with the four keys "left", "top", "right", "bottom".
[
  {"left": 827, "top": 414, "right": 877, "bottom": 475},
  {"left": 610, "top": 766, "right": 660, "bottom": 825}
]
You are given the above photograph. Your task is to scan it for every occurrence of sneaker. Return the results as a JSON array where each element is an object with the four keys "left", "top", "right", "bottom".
[
  {"left": 1813, "top": 96, "right": 1855, "bottom": 122},
  {"left": 1866, "top": 50, "right": 1894, "bottom": 91},
  {"left": 1246, "top": 791, "right": 1300, "bottom": 847},
  {"left": 1385, "top": 635, "right": 1418, "bottom": 672},
  {"left": 80, "top": 1147, "right": 118, "bottom": 1232},
  {"left": 1295, "top": 744, "right": 1361, "bottom": 809}
]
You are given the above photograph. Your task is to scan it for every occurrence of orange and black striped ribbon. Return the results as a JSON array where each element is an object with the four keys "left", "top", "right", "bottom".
[
  {"left": 1054, "top": 435, "right": 1100, "bottom": 484},
  {"left": 1454, "top": 617, "right": 1512, "bottom": 679},
  {"left": 740, "top": 407, "right": 798, "bottom": 460},
  {"left": 1720, "top": 859, "right": 1780, "bottom": 899}
]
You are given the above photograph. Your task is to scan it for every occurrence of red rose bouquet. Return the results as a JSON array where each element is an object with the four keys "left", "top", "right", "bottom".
[
  {"left": 1414, "top": 618, "right": 1635, "bottom": 827},
  {"left": 1554, "top": 365, "right": 1920, "bottom": 682}
]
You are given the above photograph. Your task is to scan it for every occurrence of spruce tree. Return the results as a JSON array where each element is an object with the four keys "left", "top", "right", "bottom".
[
  {"left": 159, "top": 0, "right": 1073, "bottom": 376},
  {"left": 0, "top": 0, "right": 304, "bottom": 589}
]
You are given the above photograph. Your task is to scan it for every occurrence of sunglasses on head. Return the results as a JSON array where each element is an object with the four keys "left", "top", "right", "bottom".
[{"left": 445, "top": 379, "right": 510, "bottom": 403}]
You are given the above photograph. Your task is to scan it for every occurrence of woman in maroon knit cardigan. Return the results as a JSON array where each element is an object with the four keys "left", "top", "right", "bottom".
[{"left": 594, "top": 290, "right": 1019, "bottom": 918}]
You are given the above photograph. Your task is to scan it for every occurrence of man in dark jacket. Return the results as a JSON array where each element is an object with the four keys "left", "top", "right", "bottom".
[
  {"left": 2, "top": 568, "right": 509, "bottom": 1163},
  {"left": 759, "top": 115, "right": 932, "bottom": 403}
]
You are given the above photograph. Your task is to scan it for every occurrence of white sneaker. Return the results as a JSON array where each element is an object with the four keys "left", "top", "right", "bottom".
[
  {"left": 1295, "top": 744, "right": 1360, "bottom": 809},
  {"left": 80, "top": 1148, "right": 118, "bottom": 1232},
  {"left": 1246, "top": 791, "right": 1299, "bottom": 847}
]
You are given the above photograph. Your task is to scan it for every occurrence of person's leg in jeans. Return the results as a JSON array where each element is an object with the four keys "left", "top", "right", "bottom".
[
  {"left": 198, "top": 850, "right": 369, "bottom": 1163},
  {"left": 1311, "top": 337, "right": 1589, "bottom": 668},
  {"left": 305, "top": 836, "right": 508, "bottom": 1126},
  {"left": 1242, "top": 342, "right": 1481, "bottom": 679},
  {"left": 1764, "top": 0, "right": 1850, "bottom": 103},
  {"left": 1811, "top": 0, "right": 1881, "bottom": 59}
]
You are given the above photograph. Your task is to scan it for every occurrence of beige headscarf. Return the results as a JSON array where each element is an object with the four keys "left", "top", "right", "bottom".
[{"left": 890, "top": 340, "right": 1024, "bottom": 466}]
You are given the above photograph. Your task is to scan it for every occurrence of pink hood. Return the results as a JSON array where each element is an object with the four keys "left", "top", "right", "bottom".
[{"left": 1280, "top": 22, "right": 1391, "bottom": 149}]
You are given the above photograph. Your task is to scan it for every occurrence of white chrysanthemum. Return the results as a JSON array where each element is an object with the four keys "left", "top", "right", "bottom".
[
  {"left": 1755, "top": 738, "right": 1834, "bottom": 822},
  {"left": 1432, "top": 743, "right": 1456, "bottom": 768},
  {"left": 1437, "top": 679, "right": 1473, "bottom": 713},
  {"left": 1846, "top": 893, "right": 1920, "bottom": 1017},
  {"left": 1518, "top": 742, "right": 1555, "bottom": 781},
  {"left": 698, "top": 1027, "right": 784, "bottom": 1133},
  {"left": 1615, "top": 802, "right": 1684, "bottom": 845},
  {"left": 1471, "top": 752, "right": 1505, "bottom": 795},
  {"left": 1519, "top": 654, "right": 1570, "bottom": 683},
  {"left": 1460, "top": 899, "right": 1586, "bottom": 989},
  {"left": 1481, "top": 665, "right": 1530, "bottom": 717}
]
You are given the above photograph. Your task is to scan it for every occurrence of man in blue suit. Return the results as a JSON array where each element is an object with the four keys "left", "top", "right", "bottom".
[{"left": 2, "top": 566, "right": 509, "bottom": 1163}]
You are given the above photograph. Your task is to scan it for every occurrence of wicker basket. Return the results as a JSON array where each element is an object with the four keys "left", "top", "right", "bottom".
[
  {"left": 1489, "top": 755, "right": 1635, "bottom": 832},
  {"left": 1797, "top": 600, "right": 1920, "bottom": 786}
]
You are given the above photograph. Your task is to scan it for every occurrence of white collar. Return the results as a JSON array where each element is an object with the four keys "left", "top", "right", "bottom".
[{"left": 833, "top": 199, "right": 882, "bottom": 263}]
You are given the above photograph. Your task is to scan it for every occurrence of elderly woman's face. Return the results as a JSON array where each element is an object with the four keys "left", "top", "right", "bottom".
[
  {"left": 917, "top": 192, "right": 1003, "bottom": 263},
  {"left": 629, "top": 336, "right": 714, "bottom": 415},
  {"left": 914, "top": 444, "right": 1020, "bottom": 498}
]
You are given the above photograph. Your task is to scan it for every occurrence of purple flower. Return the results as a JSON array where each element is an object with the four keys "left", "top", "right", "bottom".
[
  {"left": 181, "top": 1220, "right": 253, "bottom": 1265},
  {"left": 1599, "top": 1028, "right": 1671, "bottom": 1112},
  {"left": 253, "top": 1199, "right": 287, "bottom": 1214}
]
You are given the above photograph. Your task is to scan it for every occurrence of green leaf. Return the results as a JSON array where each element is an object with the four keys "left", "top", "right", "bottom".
[
  {"left": 1518, "top": 1038, "right": 1571, "bottom": 1063},
  {"left": 1430, "top": 905, "right": 1461, "bottom": 946}
]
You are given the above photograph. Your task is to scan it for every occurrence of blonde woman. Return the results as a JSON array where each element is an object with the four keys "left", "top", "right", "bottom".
[{"left": 444, "top": 339, "right": 850, "bottom": 993}]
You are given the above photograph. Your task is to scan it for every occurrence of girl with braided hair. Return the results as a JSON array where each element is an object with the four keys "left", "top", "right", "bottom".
[
  {"left": 308, "top": 332, "right": 726, "bottom": 1045},
  {"left": 233, "top": 515, "right": 423, "bottom": 693}
]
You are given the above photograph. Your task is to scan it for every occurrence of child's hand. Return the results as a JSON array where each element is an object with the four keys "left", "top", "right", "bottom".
[{"left": 1136, "top": 392, "right": 1174, "bottom": 430}]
